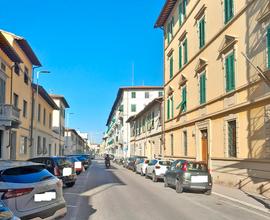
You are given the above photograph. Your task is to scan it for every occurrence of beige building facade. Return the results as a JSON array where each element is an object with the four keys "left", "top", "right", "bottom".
[
  {"left": 128, "top": 97, "right": 163, "bottom": 159},
  {"left": 155, "top": 0, "right": 270, "bottom": 196}
]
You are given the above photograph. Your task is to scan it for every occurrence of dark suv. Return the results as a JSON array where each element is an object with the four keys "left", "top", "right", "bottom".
[
  {"left": 164, "top": 160, "right": 212, "bottom": 195},
  {"left": 28, "top": 156, "right": 77, "bottom": 187}
]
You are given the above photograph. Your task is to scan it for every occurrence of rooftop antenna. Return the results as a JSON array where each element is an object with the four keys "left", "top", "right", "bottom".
[{"left": 132, "top": 62, "right": 134, "bottom": 86}]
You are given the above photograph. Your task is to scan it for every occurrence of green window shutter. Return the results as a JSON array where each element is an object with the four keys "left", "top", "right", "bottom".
[
  {"left": 183, "top": 0, "right": 187, "bottom": 17},
  {"left": 229, "top": 0, "right": 234, "bottom": 20},
  {"left": 182, "top": 87, "right": 187, "bottom": 112},
  {"left": 225, "top": 53, "right": 235, "bottom": 92},
  {"left": 225, "top": 56, "right": 230, "bottom": 92},
  {"left": 171, "top": 96, "right": 174, "bottom": 118},
  {"left": 179, "top": 2, "right": 183, "bottom": 26},
  {"left": 267, "top": 28, "right": 270, "bottom": 69},
  {"left": 167, "top": 23, "right": 170, "bottom": 44},
  {"left": 170, "top": 57, "right": 174, "bottom": 79},
  {"left": 167, "top": 99, "right": 170, "bottom": 120},
  {"left": 199, "top": 18, "right": 205, "bottom": 48},
  {"left": 179, "top": 45, "right": 182, "bottom": 69},
  {"left": 184, "top": 39, "right": 188, "bottom": 64},
  {"left": 230, "top": 53, "right": 235, "bottom": 90},
  {"left": 200, "top": 73, "right": 206, "bottom": 104},
  {"left": 225, "top": 0, "right": 234, "bottom": 24}
]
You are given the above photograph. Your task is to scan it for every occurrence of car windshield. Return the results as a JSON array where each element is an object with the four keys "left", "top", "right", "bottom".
[
  {"left": 187, "top": 162, "right": 208, "bottom": 172},
  {"left": 55, "top": 158, "right": 72, "bottom": 167},
  {"left": 0, "top": 165, "right": 54, "bottom": 183},
  {"left": 159, "top": 161, "right": 171, "bottom": 166}
]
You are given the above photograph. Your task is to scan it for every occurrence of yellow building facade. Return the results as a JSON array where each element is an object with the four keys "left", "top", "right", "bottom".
[{"left": 155, "top": 0, "right": 270, "bottom": 196}]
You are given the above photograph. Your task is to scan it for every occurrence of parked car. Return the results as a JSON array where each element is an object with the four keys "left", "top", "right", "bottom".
[
  {"left": 127, "top": 156, "right": 147, "bottom": 171},
  {"left": 67, "top": 154, "right": 91, "bottom": 170},
  {"left": 28, "top": 156, "right": 77, "bottom": 187},
  {"left": 145, "top": 159, "right": 171, "bottom": 182},
  {"left": 0, "top": 200, "right": 20, "bottom": 220},
  {"left": 0, "top": 161, "right": 67, "bottom": 220},
  {"left": 123, "top": 158, "right": 131, "bottom": 168},
  {"left": 66, "top": 156, "right": 84, "bottom": 175},
  {"left": 135, "top": 158, "right": 150, "bottom": 175},
  {"left": 164, "top": 160, "right": 212, "bottom": 195}
]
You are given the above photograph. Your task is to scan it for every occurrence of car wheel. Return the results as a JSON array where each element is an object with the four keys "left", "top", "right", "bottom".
[
  {"left": 164, "top": 177, "right": 168, "bottom": 187},
  {"left": 152, "top": 172, "right": 157, "bottom": 182},
  {"left": 66, "top": 182, "right": 75, "bottom": 187},
  {"left": 176, "top": 180, "right": 183, "bottom": 193},
  {"left": 205, "top": 189, "right": 212, "bottom": 195}
]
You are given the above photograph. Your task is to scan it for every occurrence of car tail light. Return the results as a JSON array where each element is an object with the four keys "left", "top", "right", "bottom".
[
  {"left": 155, "top": 166, "right": 161, "bottom": 169},
  {"left": 54, "top": 166, "right": 61, "bottom": 176},
  {"left": 1, "top": 188, "right": 33, "bottom": 199},
  {"left": 182, "top": 163, "right": 187, "bottom": 171}
]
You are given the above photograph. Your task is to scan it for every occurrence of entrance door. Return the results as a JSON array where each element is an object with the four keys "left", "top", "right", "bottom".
[
  {"left": 10, "top": 131, "right": 17, "bottom": 160},
  {"left": 201, "top": 130, "right": 208, "bottom": 164}
]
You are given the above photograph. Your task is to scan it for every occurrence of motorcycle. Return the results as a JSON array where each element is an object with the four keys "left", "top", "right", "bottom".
[{"left": 105, "top": 160, "right": 110, "bottom": 169}]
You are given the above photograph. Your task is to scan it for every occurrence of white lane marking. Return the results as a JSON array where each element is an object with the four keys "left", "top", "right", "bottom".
[
  {"left": 67, "top": 205, "right": 78, "bottom": 208},
  {"left": 213, "top": 192, "right": 270, "bottom": 214}
]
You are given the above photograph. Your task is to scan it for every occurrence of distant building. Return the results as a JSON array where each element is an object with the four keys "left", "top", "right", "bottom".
[
  {"left": 50, "top": 95, "right": 70, "bottom": 156},
  {"left": 105, "top": 86, "right": 163, "bottom": 158},
  {"left": 127, "top": 97, "right": 163, "bottom": 159},
  {"left": 64, "top": 129, "right": 86, "bottom": 155}
]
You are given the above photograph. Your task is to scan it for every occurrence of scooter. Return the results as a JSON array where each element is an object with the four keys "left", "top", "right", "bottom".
[{"left": 105, "top": 161, "right": 110, "bottom": 169}]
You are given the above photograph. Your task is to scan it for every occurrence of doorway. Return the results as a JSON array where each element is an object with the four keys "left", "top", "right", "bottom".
[
  {"left": 201, "top": 129, "right": 208, "bottom": 164},
  {"left": 10, "top": 130, "right": 17, "bottom": 160}
]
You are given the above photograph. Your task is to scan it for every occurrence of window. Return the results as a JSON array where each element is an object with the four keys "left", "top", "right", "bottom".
[
  {"left": 24, "top": 67, "right": 29, "bottom": 85},
  {"left": 1, "top": 62, "right": 6, "bottom": 72},
  {"left": 14, "top": 63, "right": 20, "bottom": 75},
  {"left": 183, "top": 131, "right": 187, "bottom": 156},
  {"left": 43, "top": 108, "right": 46, "bottom": 126},
  {"left": 43, "top": 137, "right": 47, "bottom": 155},
  {"left": 228, "top": 120, "right": 237, "bottom": 157},
  {"left": 49, "top": 113, "right": 52, "bottom": 129},
  {"left": 131, "top": 104, "right": 136, "bottom": 112},
  {"left": 119, "top": 105, "right": 124, "bottom": 112},
  {"left": 20, "top": 136, "right": 27, "bottom": 155},
  {"left": 13, "top": 93, "right": 18, "bottom": 108},
  {"left": 178, "top": 0, "right": 187, "bottom": 26},
  {"left": 170, "top": 134, "right": 174, "bottom": 156},
  {"left": 183, "top": 39, "right": 188, "bottom": 64},
  {"left": 169, "top": 56, "right": 174, "bottom": 79},
  {"left": 167, "top": 17, "right": 174, "bottom": 44},
  {"left": 0, "top": 78, "right": 5, "bottom": 104},
  {"left": 158, "top": 91, "right": 163, "bottom": 97},
  {"left": 37, "top": 136, "right": 42, "bottom": 155},
  {"left": 38, "top": 104, "right": 41, "bottom": 122},
  {"left": 145, "top": 92, "right": 149, "bottom": 99},
  {"left": 267, "top": 27, "right": 270, "bottom": 69},
  {"left": 224, "top": 0, "right": 234, "bottom": 24},
  {"left": 167, "top": 96, "right": 174, "bottom": 120},
  {"left": 131, "top": 91, "right": 136, "bottom": 99},
  {"left": 181, "top": 86, "right": 187, "bottom": 112},
  {"left": 199, "top": 17, "right": 205, "bottom": 48},
  {"left": 23, "top": 100, "right": 27, "bottom": 118},
  {"left": 225, "top": 52, "right": 235, "bottom": 92},
  {"left": 199, "top": 72, "right": 206, "bottom": 104},
  {"left": 179, "top": 44, "right": 182, "bottom": 69}
]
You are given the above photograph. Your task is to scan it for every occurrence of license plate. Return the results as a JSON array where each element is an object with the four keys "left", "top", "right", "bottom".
[
  {"left": 191, "top": 176, "right": 208, "bottom": 183},
  {"left": 63, "top": 168, "right": 72, "bottom": 176},
  {"left": 75, "top": 162, "right": 81, "bottom": 169},
  {"left": 34, "top": 192, "right": 56, "bottom": 202}
]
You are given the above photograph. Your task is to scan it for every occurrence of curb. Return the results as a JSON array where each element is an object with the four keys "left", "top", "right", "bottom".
[{"left": 213, "top": 192, "right": 270, "bottom": 214}]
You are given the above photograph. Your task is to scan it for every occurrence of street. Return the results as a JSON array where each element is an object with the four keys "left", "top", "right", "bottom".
[{"left": 61, "top": 159, "right": 270, "bottom": 220}]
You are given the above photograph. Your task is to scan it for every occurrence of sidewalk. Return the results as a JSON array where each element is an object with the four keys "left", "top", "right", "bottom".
[{"left": 213, "top": 184, "right": 270, "bottom": 213}]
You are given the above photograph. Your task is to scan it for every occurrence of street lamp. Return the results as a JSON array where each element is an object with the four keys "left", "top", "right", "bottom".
[{"left": 33, "top": 70, "right": 50, "bottom": 157}]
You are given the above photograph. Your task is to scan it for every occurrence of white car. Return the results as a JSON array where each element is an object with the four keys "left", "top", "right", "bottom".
[
  {"left": 135, "top": 159, "right": 150, "bottom": 175},
  {"left": 0, "top": 161, "right": 67, "bottom": 220},
  {"left": 145, "top": 159, "right": 172, "bottom": 182}
]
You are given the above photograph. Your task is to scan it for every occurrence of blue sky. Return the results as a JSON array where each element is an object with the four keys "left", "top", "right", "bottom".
[{"left": 1, "top": 0, "right": 164, "bottom": 143}]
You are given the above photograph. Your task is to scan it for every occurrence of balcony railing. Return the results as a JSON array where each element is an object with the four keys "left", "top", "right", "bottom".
[{"left": 0, "top": 104, "right": 21, "bottom": 128}]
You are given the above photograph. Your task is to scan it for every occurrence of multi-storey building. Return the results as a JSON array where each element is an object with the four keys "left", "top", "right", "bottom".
[
  {"left": 32, "top": 84, "right": 59, "bottom": 157},
  {"left": 64, "top": 129, "right": 86, "bottom": 155},
  {"left": 105, "top": 86, "right": 163, "bottom": 158},
  {"left": 155, "top": 0, "right": 270, "bottom": 196},
  {"left": 127, "top": 97, "right": 163, "bottom": 159},
  {"left": 0, "top": 30, "right": 41, "bottom": 160},
  {"left": 50, "top": 95, "right": 70, "bottom": 156}
]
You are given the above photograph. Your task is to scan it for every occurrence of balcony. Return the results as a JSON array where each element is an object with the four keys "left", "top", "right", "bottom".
[{"left": 0, "top": 104, "right": 21, "bottom": 128}]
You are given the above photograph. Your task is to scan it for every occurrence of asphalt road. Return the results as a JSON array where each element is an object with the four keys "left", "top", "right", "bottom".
[{"left": 61, "top": 159, "right": 270, "bottom": 220}]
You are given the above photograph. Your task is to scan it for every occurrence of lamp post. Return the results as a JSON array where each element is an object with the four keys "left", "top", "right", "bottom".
[{"left": 32, "top": 70, "right": 50, "bottom": 157}]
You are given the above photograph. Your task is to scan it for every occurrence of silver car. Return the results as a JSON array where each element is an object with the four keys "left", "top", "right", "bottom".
[
  {"left": 0, "top": 200, "right": 20, "bottom": 220},
  {"left": 0, "top": 161, "right": 67, "bottom": 220}
]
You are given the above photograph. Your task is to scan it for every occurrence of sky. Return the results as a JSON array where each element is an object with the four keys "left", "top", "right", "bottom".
[{"left": 1, "top": 0, "right": 165, "bottom": 143}]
